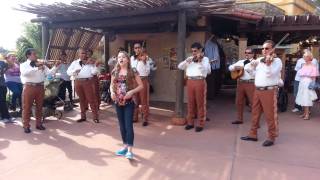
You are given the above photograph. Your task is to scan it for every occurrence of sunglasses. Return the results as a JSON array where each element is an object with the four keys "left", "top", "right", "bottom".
[
  {"left": 262, "top": 47, "right": 270, "bottom": 50},
  {"left": 245, "top": 52, "right": 253, "bottom": 54},
  {"left": 134, "top": 47, "right": 141, "bottom": 49}
]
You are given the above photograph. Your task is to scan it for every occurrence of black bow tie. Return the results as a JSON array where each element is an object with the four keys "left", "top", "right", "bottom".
[
  {"left": 244, "top": 59, "right": 250, "bottom": 65},
  {"left": 79, "top": 61, "right": 83, "bottom": 67},
  {"left": 30, "top": 61, "right": 37, "bottom": 67}
]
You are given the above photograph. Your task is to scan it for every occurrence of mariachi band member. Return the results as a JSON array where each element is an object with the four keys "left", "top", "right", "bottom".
[
  {"left": 20, "top": 48, "right": 56, "bottom": 133},
  {"left": 228, "top": 48, "right": 255, "bottom": 124},
  {"left": 241, "top": 40, "right": 282, "bottom": 147},
  {"left": 54, "top": 51, "right": 78, "bottom": 107},
  {"left": 87, "top": 49, "right": 101, "bottom": 109},
  {"left": 130, "top": 42, "right": 156, "bottom": 127},
  {"left": 178, "top": 42, "right": 211, "bottom": 132},
  {"left": 67, "top": 48, "right": 99, "bottom": 123}
]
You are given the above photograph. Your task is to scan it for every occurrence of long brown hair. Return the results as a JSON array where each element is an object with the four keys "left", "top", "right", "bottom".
[{"left": 111, "top": 51, "right": 137, "bottom": 93}]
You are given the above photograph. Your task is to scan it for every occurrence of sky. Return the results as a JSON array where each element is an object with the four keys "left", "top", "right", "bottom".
[{"left": 0, "top": 0, "right": 71, "bottom": 50}]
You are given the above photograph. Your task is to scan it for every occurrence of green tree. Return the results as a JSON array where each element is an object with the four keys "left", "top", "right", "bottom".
[{"left": 16, "top": 22, "right": 42, "bottom": 62}]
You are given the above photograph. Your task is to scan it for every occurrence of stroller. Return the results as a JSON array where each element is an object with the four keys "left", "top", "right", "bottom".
[
  {"left": 40, "top": 78, "right": 64, "bottom": 122},
  {"left": 99, "top": 72, "right": 112, "bottom": 104}
]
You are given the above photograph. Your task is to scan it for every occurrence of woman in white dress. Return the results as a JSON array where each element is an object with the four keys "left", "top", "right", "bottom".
[{"left": 295, "top": 50, "right": 319, "bottom": 120}]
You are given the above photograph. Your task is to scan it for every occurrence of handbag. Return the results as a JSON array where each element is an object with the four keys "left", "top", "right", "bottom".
[{"left": 308, "top": 81, "right": 320, "bottom": 90}]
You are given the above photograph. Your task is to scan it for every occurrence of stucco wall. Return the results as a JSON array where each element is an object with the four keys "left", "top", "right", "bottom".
[{"left": 109, "top": 32, "right": 206, "bottom": 102}]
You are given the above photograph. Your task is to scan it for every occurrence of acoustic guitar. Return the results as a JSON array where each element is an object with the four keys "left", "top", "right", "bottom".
[{"left": 231, "top": 67, "right": 244, "bottom": 80}]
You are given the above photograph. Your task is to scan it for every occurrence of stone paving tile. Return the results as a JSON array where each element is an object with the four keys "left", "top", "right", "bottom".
[{"left": 1, "top": 91, "right": 320, "bottom": 180}]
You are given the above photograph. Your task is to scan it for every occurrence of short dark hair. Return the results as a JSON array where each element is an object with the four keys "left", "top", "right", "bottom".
[
  {"left": 191, "top": 42, "right": 203, "bottom": 50},
  {"left": 263, "top": 40, "right": 275, "bottom": 48},
  {"left": 134, "top": 42, "right": 142, "bottom": 47},
  {"left": 245, "top": 47, "right": 253, "bottom": 52},
  {"left": 25, "top": 48, "right": 36, "bottom": 58}
]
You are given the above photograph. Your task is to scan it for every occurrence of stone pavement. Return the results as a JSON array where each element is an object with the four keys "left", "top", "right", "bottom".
[{"left": 0, "top": 90, "right": 320, "bottom": 180}]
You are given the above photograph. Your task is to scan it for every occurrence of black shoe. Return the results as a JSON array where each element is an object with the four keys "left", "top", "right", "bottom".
[
  {"left": 240, "top": 136, "right": 258, "bottom": 141},
  {"left": 93, "top": 119, "right": 100, "bottom": 123},
  {"left": 36, "top": 125, "right": 46, "bottom": 130},
  {"left": 77, "top": 118, "right": 86, "bottom": 123},
  {"left": 262, "top": 140, "right": 274, "bottom": 147},
  {"left": 72, "top": 104, "right": 79, "bottom": 107},
  {"left": 185, "top": 125, "right": 194, "bottom": 130},
  {"left": 195, "top": 127, "right": 203, "bottom": 132},
  {"left": 231, "top": 121, "right": 243, "bottom": 124},
  {"left": 24, "top": 127, "right": 31, "bottom": 133},
  {"left": 142, "top": 121, "right": 149, "bottom": 127}
]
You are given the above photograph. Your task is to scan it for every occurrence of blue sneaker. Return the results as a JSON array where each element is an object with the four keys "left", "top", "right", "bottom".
[
  {"left": 115, "top": 148, "right": 128, "bottom": 156},
  {"left": 125, "top": 152, "right": 134, "bottom": 160}
]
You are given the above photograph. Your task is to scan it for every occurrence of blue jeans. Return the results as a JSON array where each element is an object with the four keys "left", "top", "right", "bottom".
[
  {"left": 0, "top": 86, "right": 10, "bottom": 119},
  {"left": 6, "top": 81, "right": 23, "bottom": 109},
  {"left": 115, "top": 101, "right": 135, "bottom": 146}
]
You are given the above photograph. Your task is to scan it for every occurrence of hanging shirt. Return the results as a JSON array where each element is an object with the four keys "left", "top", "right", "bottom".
[
  {"left": 252, "top": 57, "right": 282, "bottom": 87},
  {"left": 228, "top": 59, "right": 255, "bottom": 80},
  {"left": 67, "top": 59, "right": 98, "bottom": 79},
  {"left": 20, "top": 59, "right": 55, "bottom": 84},
  {"left": 178, "top": 56, "right": 211, "bottom": 77},
  {"left": 204, "top": 40, "right": 220, "bottom": 70}
]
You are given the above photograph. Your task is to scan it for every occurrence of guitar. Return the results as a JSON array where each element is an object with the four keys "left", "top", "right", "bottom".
[{"left": 230, "top": 67, "right": 244, "bottom": 80}]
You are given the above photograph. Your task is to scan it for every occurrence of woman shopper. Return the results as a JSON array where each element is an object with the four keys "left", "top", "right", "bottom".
[
  {"left": 295, "top": 50, "right": 319, "bottom": 120},
  {"left": 110, "top": 51, "right": 143, "bottom": 159},
  {"left": 5, "top": 53, "right": 23, "bottom": 113}
]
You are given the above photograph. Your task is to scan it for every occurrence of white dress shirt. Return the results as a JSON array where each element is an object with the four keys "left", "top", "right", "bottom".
[
  {"left": 251, "top": 57, "right": 282, "bottom": 87},
  {"left": 294, "top": 58, "right": 319, "bottom": 81},
  {"left": 20, "top": 59, "right": 55, "bottom": 84},
  {"left": 178, "top": 56, "right": 211, "bottom": 77},
  {"left": 55, "top": 63, "right": 70, "bottom": 81},
  {"left": 130, "top": 56, "right": 155, "bottom": 77},
  {"left": 228, "top": 59, "right": 255, "bottom": 80},
  {"left": 67, "top": 59, "right": 98, "bottom": 79}
]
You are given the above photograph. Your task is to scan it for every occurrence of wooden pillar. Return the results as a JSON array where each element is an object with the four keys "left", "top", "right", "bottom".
[
  {"left": 238, "top": 34, "right": 247, "bottom": 60},
  {"left": 171, "top": 10, "right": 187, "bottom": 125},
  {"left": 103, "top": 32, "right": 110, "bottom": 72},
  {"left": 41, "top": 22, "right": 49, "bottom": 59},
  {"left": 311, "top": 45, "right": 319, "bottom": 61}
]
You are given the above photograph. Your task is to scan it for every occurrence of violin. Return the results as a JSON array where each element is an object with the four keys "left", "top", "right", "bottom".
[
  {"left": 192, "top": 52, "right": 204, "bottom": 63},
  {"left": 136, "top": 52, "right": 149, "bottom": 64}
]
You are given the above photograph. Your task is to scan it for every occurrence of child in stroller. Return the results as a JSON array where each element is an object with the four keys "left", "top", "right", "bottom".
[
  {"left": 99, "top": 71, "right": 112, "bottom": 104},
  {"left": 40, "top": 76, "right": 64, "bottom": 121}
]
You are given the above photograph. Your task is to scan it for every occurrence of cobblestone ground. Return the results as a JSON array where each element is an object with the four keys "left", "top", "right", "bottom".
[{"left": 1, "top": 90, "right": 320, "bottom": 180}]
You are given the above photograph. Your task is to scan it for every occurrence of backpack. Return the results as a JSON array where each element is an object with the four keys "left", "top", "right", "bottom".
[{"left": 277, "top": 87, "right": 288, "bottom": 112}]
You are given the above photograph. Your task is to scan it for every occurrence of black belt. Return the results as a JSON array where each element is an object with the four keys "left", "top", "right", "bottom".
[
  {"left": 187, "top": 76, "right": 205, "bottom": 80},
  {"left": 140, "top": 76, "right": 148, "bottom": 80},
  {"left": 76, "top": 78, "right": 92, "bottom": 81},
  {"left": 239, "top": 79, "right": 254, "bottom": 83},
  {"left": 25, "top": 82, "right": 44, "bottom": 86},
  {"left": 256, "top": 86, "right": 278, "bottom": 91}
]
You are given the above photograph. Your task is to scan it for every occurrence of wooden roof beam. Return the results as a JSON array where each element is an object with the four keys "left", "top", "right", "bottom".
[
  {"left": 50, "top": 12, "right": 178, "bottom": 29},
  {"left": 31, "top": 5, "right": 184, "bottom": 23}
]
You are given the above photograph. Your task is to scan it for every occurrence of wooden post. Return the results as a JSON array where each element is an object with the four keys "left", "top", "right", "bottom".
[
  {"left": 171, "top": 10, "right": 187, "bottom": 125},
  {"left": 238, "top": 34, "right": 247, "bottom": 60},
  {"left": 103, "top": 32, "right": 110, "bottom": 72},
  {"left": 41, "top": 22, "right": 49, "bottom": 59}
]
